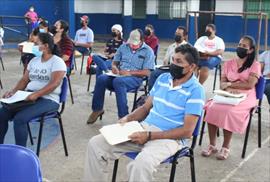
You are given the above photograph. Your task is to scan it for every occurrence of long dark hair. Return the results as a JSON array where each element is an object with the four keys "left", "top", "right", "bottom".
[
  {"left": 238, "top": 35, "right": 256, "bottom": 73},
  {"left": 38, "top": 33, "right": 60, "bottom": 56},
  {"left": 58, "top": 20, "right": 69, "bottom": 39}
]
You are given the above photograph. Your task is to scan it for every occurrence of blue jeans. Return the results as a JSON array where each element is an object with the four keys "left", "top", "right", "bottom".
[
  {"left": 92, "top": 55, "right": 112, "bottom": 77},
  {"left": 92, "top": 74, "right": 143, "bottom": 118},
  {"left": 75, "top": 46, "right": 90, "bottom": 55},
  {"left": 148, "top": 69, "right": 169, "bottom": 91},
  {"left": 265, "top": 79, "right": 270, "bottom": 104},
  {"left": 0, "top": 98, "right": 59, "bottom": 147},
  {"left": 199, "top": 56, "right": 221, "bottom": 69}
]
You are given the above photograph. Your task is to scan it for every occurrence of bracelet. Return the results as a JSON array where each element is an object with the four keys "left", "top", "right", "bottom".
[{"left": 147, "top": 131, "right": 152, "bottom": 141}]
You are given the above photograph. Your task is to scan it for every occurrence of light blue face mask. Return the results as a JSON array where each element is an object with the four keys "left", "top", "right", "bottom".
[
  {"left": 32, "top": 45, "right": 43, "bottom": 57},
  {"left": 39, "top": 28, "right": 45, "bottom": 33}
]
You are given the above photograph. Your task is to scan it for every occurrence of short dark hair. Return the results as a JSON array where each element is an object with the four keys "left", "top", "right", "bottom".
[
  {"left": 39, "top": 20, "right": 48, "bottom": 28},
  {"left": 38, "top": 33, "right": 60, "bottom": 56},
  {"left": 175, "top": 44, "right": 199, "bottom": 65},
  {"left": 206, "top": 24, "right": 216, "bottom": 31},
  {"left": 177, "top": 26, "right": 187, "bottom": 35}
]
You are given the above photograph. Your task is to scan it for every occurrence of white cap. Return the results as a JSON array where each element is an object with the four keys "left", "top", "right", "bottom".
[
  {"left": 111, "top": 24, "right": 122, "bottom": 33},
  {"left": 127, "top": 29, "right": 141, "bottom": 46}
]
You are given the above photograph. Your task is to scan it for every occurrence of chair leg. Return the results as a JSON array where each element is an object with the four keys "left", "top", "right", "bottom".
[
  {"left": 27, "top": 122, "right": 34, "bottom": 145},
  {"left": 198, "top": 121, "right": 206, "bottom": 146},
  {"left": 0, "top": 57, "right": 4, "bottom": 71},
  {"left": 74, "top": 57, "right": 77, "bottom": 70},
  {"left": 241, "top": 112, "right": 253, "bottom": 158},
  {"left": 36, "top": 119, "right": 44, "bottom": 157},
  {"left": 67, "top": 76, "right": 74, "bottom": 104},
  {"left": 189, "top": 149, "right": 196, "bottom": 182},
  {"left": 212, "top": 66, "right": 218, "bottom": 92},
  {"left": 80, "top": 55, "right": 85, "bottom": 75},
  {"left": 0, "top": 78, "right": 3, "bottom": 89},
  {"left": 169, "top": 161, "right": 177, "bottom": 182},
  {"left": 258, "top": 106, "right": 261, "bottom": 148},
  {"left": 87, "top": 73, "right": 92, "bottom": 92},
  {"left": 58, "top": 115, "right": 68, "bottom": 156},
  {"left": 112, "top": 159, "right": 119, "bottom": 182},
  {"left": 131, "top": 91, "right": 138, "bottom": 112}
]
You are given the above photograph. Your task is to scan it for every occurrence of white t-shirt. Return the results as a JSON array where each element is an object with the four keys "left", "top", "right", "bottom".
[
  {"left": 0, "top": 27, "right": 4, "bottom": 46},
  {"left": 74, "top": 27, "right": 94, "bottom": 44},
  {"left": 26, "top": 55, "right": 67, "bottom": 103},
  {"left": 194, "top": 36, "right": 225, "bottom": 58},
  {"left": 259, "top": 50, "right": 270, "bottom": 76}
]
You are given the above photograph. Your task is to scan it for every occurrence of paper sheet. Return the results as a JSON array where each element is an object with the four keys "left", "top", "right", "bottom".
[
  {"left": 105, "top": 70, "right": 122, "bottom": 77},
  {"left": 0, "top": 91, "right": 33, "bottom": 104},
  {"left": 18, "top": 41, "right": 34, "bottom": 54},
  {"left": 214, "top": 89, "right": 246, "bottom": 98},
  {"left": 99, "top": 121, "right": 145, "bottom": 145}
]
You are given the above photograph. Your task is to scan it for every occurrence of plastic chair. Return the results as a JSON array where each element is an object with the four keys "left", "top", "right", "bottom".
[
  {"left": 0, "top": 75, "right": 3, "bottom": 89},
  {"left": 66, "top": 53, "right": 75, "bottom": 104},
  {"left": 27, "top": 77, "right": 69, "bottom": 157},
  {"left": 112, "top": 114, "right": 202, "bottom": 182},
  {"left": 212, "top": 63, "right": 221, "bottom": 92},
  {"left": 0, "top": 144, "right": 42, "bottom": 182},
  {"left": 199, "top": 76, "right": 266, "bottom": 158},
  {"left": 0, "top": 56, "right": 4, "bottom": 71}
]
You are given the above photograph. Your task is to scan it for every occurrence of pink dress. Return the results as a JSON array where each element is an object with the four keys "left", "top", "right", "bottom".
[{"left": 204, "top": 59, "right": 261, "bottom": 134}]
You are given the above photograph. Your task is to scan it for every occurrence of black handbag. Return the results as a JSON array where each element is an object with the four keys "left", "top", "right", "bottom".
[{"left": 1, "top": 100, "right": 36, "bottom": 112}]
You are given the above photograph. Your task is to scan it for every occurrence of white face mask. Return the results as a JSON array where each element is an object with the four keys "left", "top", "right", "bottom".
[
  {"left": 39, "top": 28, "right": 45, "bottom": 33},
  {"left": 30, "top": 8, "right": 34, "bottom": 12}
]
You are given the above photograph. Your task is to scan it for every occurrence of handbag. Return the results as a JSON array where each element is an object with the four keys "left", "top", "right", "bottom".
[{"left": 1, "top": 100, "right": 36, "bottom": 112}]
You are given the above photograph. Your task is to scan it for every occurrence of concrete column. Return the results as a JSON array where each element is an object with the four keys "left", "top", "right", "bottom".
[{"left": 122, "top": 0, "right": 133, "bottom": 39}]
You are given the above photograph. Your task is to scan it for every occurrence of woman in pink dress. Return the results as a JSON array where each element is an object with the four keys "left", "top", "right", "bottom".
[{"left": 201, "top": 35, "right": 261, "bottom": 160}]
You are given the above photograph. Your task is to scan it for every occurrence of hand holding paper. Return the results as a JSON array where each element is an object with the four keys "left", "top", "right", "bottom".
[{"left": 1, "top": 90, "right": 33, "bottom": 104}]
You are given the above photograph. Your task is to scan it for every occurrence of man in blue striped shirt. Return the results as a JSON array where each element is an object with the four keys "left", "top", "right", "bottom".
[
  {"left": 87, "top": 29, "right": 155, "bottom": 123},
  {"left": 84, "top": 44, "right": 205, "bottom": 182}
]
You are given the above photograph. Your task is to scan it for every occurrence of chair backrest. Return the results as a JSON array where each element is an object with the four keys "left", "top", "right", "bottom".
[
  {"left": 0, "top": 144, "right": 42, "bottom": 182},
  {"left": 256, "top": 76, "right": 266, "bottom": 100},
  {"left": 190, "top": 113, "right": 203, "bottom": 149},
  {"left": 60, "top": 77, "right": 68, "bottom": 103},
  {"left": 153, "top": 44, "right": 159, "bottom": 57}
]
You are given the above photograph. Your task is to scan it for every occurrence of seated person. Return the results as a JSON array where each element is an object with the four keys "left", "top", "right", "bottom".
[
  {"left": 194, "top": 24, "right": 225, "bottom": 84},
  {"left": 148, "top": 26, "right": 188, "bottom": 91},
  {"left": 52, "top": 20, "right": 74, "bottom": 74},
  {"left": 87, "top": 29, "right": 155, "bottom": 123},
  {"left": 74, "top": 15, "right": 94, "bottom": 55},
  {"left": 38, "top": 19, "right": 49, "bottom": 33},
  {"left": 259, "top": 50, "right": 270, "bottom": 105},
  {"left": 92, "top": 24, "right": 124, "bottom": 77},
  {"left": 83, "top": 44, "right": 205, "bottom": 182},
  {"left": 201, "top": 35, "right": 261, "bottom": 160},
  {"left": 144, "top": 24, "right": 159, "bottom": 52},
  {"left": 0, "top": 33, "right": 66, "bottom": 147}
]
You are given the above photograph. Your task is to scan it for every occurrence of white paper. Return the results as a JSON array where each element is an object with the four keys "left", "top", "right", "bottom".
[
  {"left": 0, "top": 91, "right": 33, "bottom": 104},
  {"left": 105, "top": 70, "right": 122, "bottom": 77},
  {"left": 155, "top": 65, "right": 170, "bottom": 70},
  {"left": 18, "top": 42, "right": 34, "bottom": 54},
  {"left": 213, "top": 89, "right": 246, "bottom": 98},
  {"left": 99, "top": 121, "right": 145, "bottom": 145},
  {"left": 213, "top": 95, "right": 246, "bottom": 105}
]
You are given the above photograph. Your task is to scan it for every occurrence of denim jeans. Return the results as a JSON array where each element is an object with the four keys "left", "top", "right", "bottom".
[
  {"left": 265, "top": 79, "right": 270, "bottom": 104},
  {"left": 75, "top": 46, "right": 90, "bottom": 55},
  {"left": 0, "top": 98, "right": 59, "bottom": 146},
  {"left": 199, "top": 56, "right": 221, "bottom": 69},
  {"left": 148, "top": 69, "right": 169, "bottom": 91},
  {"left": 92, "top": 74, "right": 142, "bottom": 118},
  {"left": 92, "top": 55, "right": 112, "bottom": 77}
]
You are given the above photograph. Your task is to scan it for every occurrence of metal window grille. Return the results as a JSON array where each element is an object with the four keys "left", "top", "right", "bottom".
[
  {"left": 245, "top": 0, "right": 270, "bottom": 18},
  {"left": 133, "top": 0, "right": 146, "bottom": 19},
  {"left": 158, "top": 0, "right": 187, "bottom": 19}
]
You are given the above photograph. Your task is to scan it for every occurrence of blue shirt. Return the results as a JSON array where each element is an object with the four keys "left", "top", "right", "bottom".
[
  {"left": 144, "top": 73, "right": 205, "bottom": 131},
  {"left": 113, "top": 43, "right": 155, "bottom": 71}
]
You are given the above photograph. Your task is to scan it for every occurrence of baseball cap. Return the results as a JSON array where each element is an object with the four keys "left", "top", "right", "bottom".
[
  {"left": 80, "top": 15, "right": 89, "bottom": 22},
  {"left": 111, "top": 24, "right": 122, "bottom": 33},
  {"left": 127, "top": 29, "right": 141, "bottom": 46}
]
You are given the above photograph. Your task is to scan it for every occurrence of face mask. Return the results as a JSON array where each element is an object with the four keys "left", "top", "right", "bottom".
[
  {"left": 39, "top": 28, "right": 45, "bottom": 33},
  {"left": 81, "top": 21, "right": 86, "bottom": 27},
  {"left": 169, "top": 63, "right": 186, "bottom": 79},
  {"left": 111, "top": 32, "right": 117, "bottom": 37},
  {"left": 30, "top": 8, "right": 34, "bottom": 12},
  {"left": 205, "top": 31, "right": 212, "bottom": 37},
  {"left": 144, "top": 29, "right": 151, "bottom": 36},
  {"left": 174, "top": 35, "right": 182, "bottom": 43},
  {"left": 130, "top": 44, "right": 141, "bottom": 50},
  {"left": 32, "top": 45, "right": 43, "bottom": 57},
  {"left": 236, "top": 47, "right": 248, "bottom": 59},
  {"left": 49, "top": 26, "right": 57, "bottom": 35}
]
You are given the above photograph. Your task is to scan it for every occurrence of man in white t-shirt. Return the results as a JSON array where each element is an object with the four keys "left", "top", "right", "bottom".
[
  {"left": 74, "top": 15, "right": 94, "bottom": 55},
  {"left": 194, "top": 24, "right": 225, "bottom": 84},
  {"left": 259, "top": 50, "right": 270, "bottom": 104}
]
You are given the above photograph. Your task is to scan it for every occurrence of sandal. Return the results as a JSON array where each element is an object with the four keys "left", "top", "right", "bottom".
[
  {"left": 201, "top": 144, "right": 218, "bottom": 157},
  {"left": 216, "top": 147, "right": 230, "bottom": 160}
]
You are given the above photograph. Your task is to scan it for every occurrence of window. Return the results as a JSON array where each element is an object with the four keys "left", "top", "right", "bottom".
[
  {"left": 245, "top": 0, "right": 270, "bottom": 18},
  {"left": 158, "top": 0, "right": 187, "bottom": 19},
  {"left": 133, "top": 0, "right": 146, "bottom": 19}
]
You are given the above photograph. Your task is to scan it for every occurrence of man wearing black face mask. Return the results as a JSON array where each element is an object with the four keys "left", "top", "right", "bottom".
[
  {"left": 144, "top": 24, "right": 159, "bottom": 52},
  {"left": 194, "top": 24, "right": 225, "bottom": 84},
  {"left": 74, "top": 15, "right": 94, "bottom": 58}
]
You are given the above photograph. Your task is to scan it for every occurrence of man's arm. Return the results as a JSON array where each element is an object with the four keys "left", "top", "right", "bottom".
[
  {"left": 205, "top": 49, "right": 224, "bottom": 56},
  {"left": 74, "top": 42, "right": 93, "bottom": 49},
  {"left": 119, "top": 69, "right": 151, "bottom": 77}
]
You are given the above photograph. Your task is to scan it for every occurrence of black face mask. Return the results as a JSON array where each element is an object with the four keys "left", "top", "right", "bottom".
[
  {"left": 49, "top": 26, "right": 57, "bottom": 35},
  {"left": 174, "top": 35, "right": 182, "bottom": 43},
  {"left": 169, "top": 63, "right": 186, "bottom": 79},
  {"left": 144, "top": 29, "right": 151, "bottom": 36},
  {"left": 81, "top": 22, "right": 85, "bottom": 27},
  {"left": 205, "top": 31, "right": 212, "bottom": 37},
  {"left": 111, "top": 32, "right": 117, "bottom": 37},
  {"left": 236, "top": 47, "right": 248, "bottom": 59}
]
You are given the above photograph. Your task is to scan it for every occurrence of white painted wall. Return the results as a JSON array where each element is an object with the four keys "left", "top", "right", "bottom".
[
  {"left": 216, "top": 0, "right": 244, "bottom": 15},
  {"left": 123, "top": 0, "right": 133, "bottom": 16},
  {"left": 147, "top": 0, "right": 158, "bottom": 15},
  {"left": 188, "top": 0, "right": 200, "bottom": 12},
  {"left": 75, "top": 0, "right": 122, "bottom": 14}
]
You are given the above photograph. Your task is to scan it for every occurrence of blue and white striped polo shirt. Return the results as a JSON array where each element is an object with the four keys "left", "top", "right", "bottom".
[
  {"left": 113, "top": 43, "right": 155, "bottom": 71},
  {"left": 144, "top": 73, "right": 205, "bottom": 131}
]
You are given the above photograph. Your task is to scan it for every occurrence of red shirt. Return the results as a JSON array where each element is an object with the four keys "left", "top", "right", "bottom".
[
  {"left": 144, "top": 34, "right": 159, "bottom": 51},
  {"left": 58, "top": 35, "right": 74, "bottom": 68}
]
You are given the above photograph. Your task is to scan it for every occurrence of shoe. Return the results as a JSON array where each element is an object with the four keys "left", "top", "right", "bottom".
[
  {"left": 216, "top": 147, "right": 230, "bottom": 160},
  {"left": 201, "top": 144, "right": 218, "bottom": 157},
  {"left": 86, "top": 110, "right": 104, "bottom": 124}
]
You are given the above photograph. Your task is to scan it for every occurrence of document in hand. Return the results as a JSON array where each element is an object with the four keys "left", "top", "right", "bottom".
[
  {"left": 99, "top": 121, "right": 145, "bottom": 145},
  {"left": 0, "top": 90, "right": 33, "bottom": 104},
  {"left": 18, "top": 41, "right": 34, "bottom": 54},
  {"left": 213, "top": 90, "right": 247, "bottom": 105},
  {"left": 105, "top": 70, "right": 122, "bottom": 77}
]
